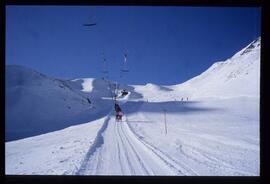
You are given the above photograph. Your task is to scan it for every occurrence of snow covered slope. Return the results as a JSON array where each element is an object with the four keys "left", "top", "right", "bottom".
[
  {"left": 5, "top": 65, "right": 113, "bottom": 141},
  {"left": 5, "top": 38, "right": 260, "bottom": 176},
  {"left": 5, "top": 117, "right": 105, "bottom": 175},
  {"left": 6, "top": 97, "right": 259, "bottom": 176},
  {"left": 132, "top": 37, "right": 260, "bottom": 101},
  {"left": 171, "top": 37, "right": 260, "bottom": 99}
]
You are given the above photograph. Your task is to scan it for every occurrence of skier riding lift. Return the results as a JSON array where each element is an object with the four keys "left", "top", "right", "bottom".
[{"left": 115, "top": 103, "right": 123, "bottom": 121}]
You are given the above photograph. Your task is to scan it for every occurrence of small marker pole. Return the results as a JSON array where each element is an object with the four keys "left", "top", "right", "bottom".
[{"left": 163, "top": 109, "right": 167, "bottom": 134}]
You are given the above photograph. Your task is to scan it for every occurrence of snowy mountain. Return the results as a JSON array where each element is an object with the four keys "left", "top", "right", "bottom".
[
  {"left": 5, "top": 38, "right": 260, "bottom": 176},
  {"left": 132, "top": 37, "right": 260, "bottom": 102},
  {"left": 171, "top": 37, "right": 260, "bottom": 99},
  {"left": 5, "top": 65, "right": 114, "bottom": 141},
  {"left": 5, "top": 65, "right": 143, "bottom": 141}
]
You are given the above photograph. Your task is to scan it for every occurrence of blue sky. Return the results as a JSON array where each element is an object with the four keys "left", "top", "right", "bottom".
[{"left": 6, "top": 6, "right": 261, "bottom": 85}]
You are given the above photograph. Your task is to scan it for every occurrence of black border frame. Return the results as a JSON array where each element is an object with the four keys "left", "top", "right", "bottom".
[{"left": 2, "top": 0, "right": 269, "bottom": 184}]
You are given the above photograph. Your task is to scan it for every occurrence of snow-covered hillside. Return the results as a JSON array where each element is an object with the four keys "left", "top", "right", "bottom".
[
  {"left": 5, "top": 65, "right": 114, "bottom": 141},
  {"left": 132, "top": 37, "right": 260, "bottom": 101},
  {"left": 171, "top": 37, "right": 260, "bottom": 99},
  {"left": 5, "top": 38, "right": 260, "bottom": 176}
]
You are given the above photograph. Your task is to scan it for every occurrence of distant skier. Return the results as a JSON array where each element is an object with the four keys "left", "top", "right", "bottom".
[{"left": 186, "top": 97, "right": 188, "bottom": 101}]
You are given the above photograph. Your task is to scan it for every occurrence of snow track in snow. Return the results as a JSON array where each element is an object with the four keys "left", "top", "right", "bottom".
[
  {"left": 126, "top": 119, "right": 198, "bottom": 176},
  {"left": 74, "top": 114, "right": 111, "bottom": 175},
  {"left": 74, "top": 113, "right": 198, "bottom": 175}
]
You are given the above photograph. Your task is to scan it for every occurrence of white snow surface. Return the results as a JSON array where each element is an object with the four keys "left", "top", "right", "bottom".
[
  {"left": 73, "top": 78, "right": 94, "bottom": 92},
  {"left": 5, "top": 38, "right": 260, "bottom": 176},
  {"left": 6, "top": 117, "right": 105, "bottom": 175}
]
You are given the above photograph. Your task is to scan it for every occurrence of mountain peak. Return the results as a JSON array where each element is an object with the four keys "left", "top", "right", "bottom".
[{"left": 240, "top": 37, "right": 261, "bottom": 56}]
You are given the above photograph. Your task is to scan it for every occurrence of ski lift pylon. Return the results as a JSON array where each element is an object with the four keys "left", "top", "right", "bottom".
[
  {"left": 102, "top": 58, "right": 108, "bottom": 74},
  {"left": 101, "top": 52, "right": 108, "bottom": 74},
  {"left": 121, "top": 53, "right": 129, "bottom": 72}
]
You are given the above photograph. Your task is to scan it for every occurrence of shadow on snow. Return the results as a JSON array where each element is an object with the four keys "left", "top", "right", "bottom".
[{"left": 122, "top": 100, "right": 220, "bottom": 115}]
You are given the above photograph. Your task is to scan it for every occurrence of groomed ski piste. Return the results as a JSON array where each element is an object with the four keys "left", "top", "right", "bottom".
[{"left": 5, "top": 38, "right": 260, "bottom": 176}]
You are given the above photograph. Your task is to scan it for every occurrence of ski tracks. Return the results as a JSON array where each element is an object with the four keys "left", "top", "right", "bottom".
[
  {"left": 125, "top": 120, "right": 198, "bottom": 176},
  {"left": 74, "top": 113, "right": 195, "bottom": 175},
  {"left": 73, "top": 115, "right": 111, "bottom": 175}
]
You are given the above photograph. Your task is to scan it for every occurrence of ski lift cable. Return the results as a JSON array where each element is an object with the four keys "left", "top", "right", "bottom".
[
  {"left": 119, "top": 52, "right": 131, "bottom": 95},
  {"left": 101, "top": 53, "right": 109, "bottom": 78}
]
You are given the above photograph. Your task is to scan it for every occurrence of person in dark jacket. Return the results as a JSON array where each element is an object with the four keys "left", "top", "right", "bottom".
[
  {"left": 115, "top": 103, "right": 121, "bottom": 112},
  {"left": 115, "top": 103, "right": 123, "bottom": 121}
]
